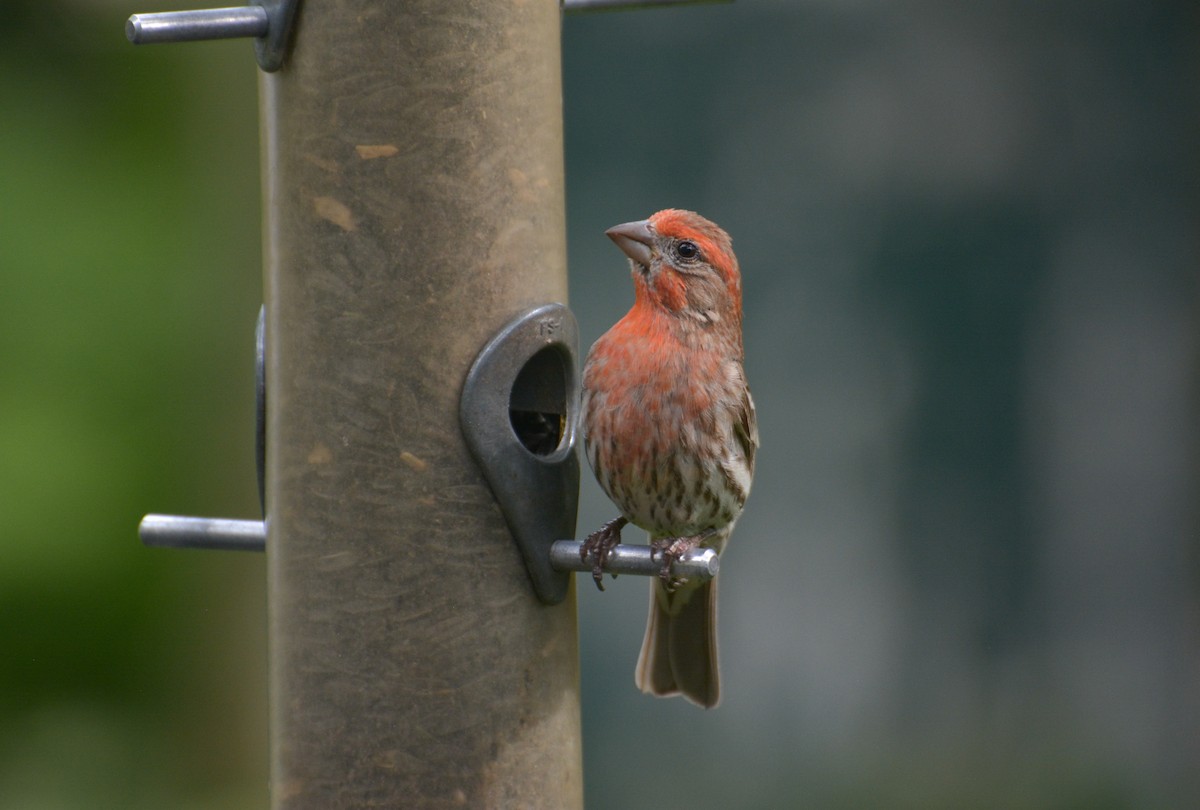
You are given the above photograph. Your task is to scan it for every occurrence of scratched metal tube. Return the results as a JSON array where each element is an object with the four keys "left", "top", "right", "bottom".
[
  {"left": 125, "top": 7, "right": 269, "bottom": 44},
  {"left": 550, "top": 541, "right": 719, "bottom": 582}
]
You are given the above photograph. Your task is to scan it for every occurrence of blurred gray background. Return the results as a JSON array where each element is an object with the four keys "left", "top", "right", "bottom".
[{"left": 1, "top": 1, "right": 1197, "bottom": 807}]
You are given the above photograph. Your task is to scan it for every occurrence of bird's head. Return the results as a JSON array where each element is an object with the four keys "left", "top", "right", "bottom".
[{"left": 606, "top": 209, "right": 742, "bottom": 327}]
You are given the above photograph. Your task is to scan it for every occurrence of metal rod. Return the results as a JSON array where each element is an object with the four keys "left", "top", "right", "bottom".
[
  {"left": 136, "top": 515, "right": 719, "bottom": 585},
  {"left": 563, "top": 0, "right": 730, "bottom": 12},
  {"left": 125, "top": 7, "right": 269, "bottom": 44},
  {"left": 550, "top": 540, "right": 719, "bottom": 582},
  {"left": 139, "top": 514, "right": 266, "bottom": 552}
]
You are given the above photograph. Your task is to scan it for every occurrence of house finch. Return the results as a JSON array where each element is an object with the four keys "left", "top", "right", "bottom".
[{"left": 580, "top": 209, "right": 758, "bottom": 709}]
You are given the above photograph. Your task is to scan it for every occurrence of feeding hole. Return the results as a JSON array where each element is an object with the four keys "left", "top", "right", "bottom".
[{"left": 509, "top": 346, "right": 567, "bottom": 456}]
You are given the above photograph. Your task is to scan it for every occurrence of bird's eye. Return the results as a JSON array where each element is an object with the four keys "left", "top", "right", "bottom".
[{"left": 675, "top": 240, "right": 700, "bottom": 261}]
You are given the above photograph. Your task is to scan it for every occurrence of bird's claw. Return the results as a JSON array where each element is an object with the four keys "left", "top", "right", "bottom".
[
  {"left": 580, "top": 516, "right": 628, "bottom": 591},
  {"left": 651, "top": 536, "right": 701, "bottom": 593}
]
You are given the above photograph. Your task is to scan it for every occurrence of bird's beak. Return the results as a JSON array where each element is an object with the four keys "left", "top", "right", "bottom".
[{"left": 605, "top": 220, "right": 654, "bottom": 268}]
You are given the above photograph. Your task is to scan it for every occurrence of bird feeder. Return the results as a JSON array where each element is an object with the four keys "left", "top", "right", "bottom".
[{"left": 126, "top": 0, "right": 724, "bottom": 806}]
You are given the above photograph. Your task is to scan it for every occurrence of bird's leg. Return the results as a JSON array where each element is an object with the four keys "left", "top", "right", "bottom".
[
  {"left": 579, "top": 516, "right": 628, "bottom": 591},
  {"left": 651, "top": 528, "right": 719, "bottom": 592}
]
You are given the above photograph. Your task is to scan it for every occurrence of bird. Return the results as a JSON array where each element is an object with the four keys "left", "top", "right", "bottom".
[{"left": 580, "top": 209, "right": 758, "bottom": 708}]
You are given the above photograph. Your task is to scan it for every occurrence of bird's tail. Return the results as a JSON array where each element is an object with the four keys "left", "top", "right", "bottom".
[{"left": 635, "top": 576, "right": 719, "bottom": 708}]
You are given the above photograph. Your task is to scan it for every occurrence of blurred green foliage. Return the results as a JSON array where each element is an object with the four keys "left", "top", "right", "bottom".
[{"left": 1, "top": 2, "right": 266, "bottom": 807}]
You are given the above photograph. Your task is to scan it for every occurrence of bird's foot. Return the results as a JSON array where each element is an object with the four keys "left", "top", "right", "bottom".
[
  {"left": 579, "top": 516, "right": 628, "bottom": 591},
  {"left": 651, "top": 528, "right": 719, "bottom": 592},
  {"left": 650, "top": 535, "right": 702, "bottom": 593}
]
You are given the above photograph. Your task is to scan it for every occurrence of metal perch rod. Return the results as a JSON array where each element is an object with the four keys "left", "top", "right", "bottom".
[
  {"left": 139, "top": 514, "right": 266, "bottom": 551},
  {"left": 138, "top": 515, "right": 718, "bottom": 582},
  {"left": 125, "top": 7, "right": 269, "bottom": 43},
  {"left": 552, "top": 540, "right": 719, "bottom": 581}
]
